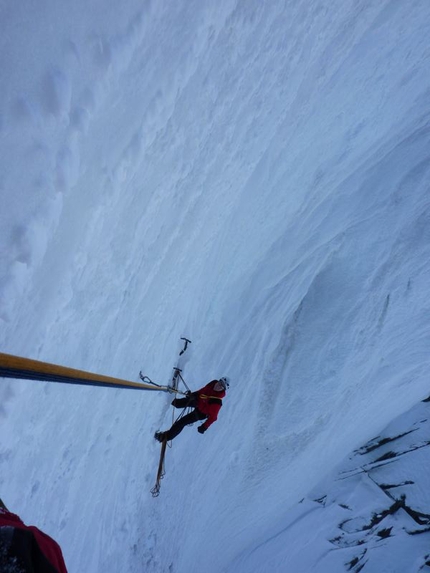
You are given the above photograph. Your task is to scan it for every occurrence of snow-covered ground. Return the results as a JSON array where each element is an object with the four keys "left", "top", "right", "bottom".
[
  {"left": 1, "top": 1, "right": 430, "bottom": 572},
  {"left": 230, "top": 395, "right": 430, "bottom": 572}
]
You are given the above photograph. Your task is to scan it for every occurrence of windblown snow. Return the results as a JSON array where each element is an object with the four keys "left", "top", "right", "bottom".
[{"left": 1, "top": 1, "right": 430, "bottom": 572}]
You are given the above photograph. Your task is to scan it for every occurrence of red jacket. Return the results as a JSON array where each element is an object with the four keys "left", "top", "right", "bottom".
[
  {"left": 0, "top": 508, "right": 68, "bottom": 572},
  {"left": 194, "top": 380, "right": 225, "bottom": 430}
]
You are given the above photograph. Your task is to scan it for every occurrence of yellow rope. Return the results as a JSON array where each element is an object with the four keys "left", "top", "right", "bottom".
[{"left": 0, "top": 352, "right": 170, "bottom": 392}]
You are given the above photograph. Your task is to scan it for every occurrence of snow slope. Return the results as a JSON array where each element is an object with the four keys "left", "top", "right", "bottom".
[
  {"left": 229, "top": 395, "right": 430, "bottom": 573},
  {"left": 1, "top": 1, "right": 430, "bottom": 572}
]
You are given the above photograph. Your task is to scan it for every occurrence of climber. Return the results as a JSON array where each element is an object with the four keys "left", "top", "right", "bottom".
[{"left": 154, "top": 377, "right": 229, "bottom": 442}]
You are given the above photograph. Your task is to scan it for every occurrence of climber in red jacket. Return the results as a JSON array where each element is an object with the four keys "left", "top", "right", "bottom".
[
  {"left": 155, "top": 377, "right": 229, "bottom": 442},
  {"left": 0, "top": 502, "right": 68, "bottom": 573}
]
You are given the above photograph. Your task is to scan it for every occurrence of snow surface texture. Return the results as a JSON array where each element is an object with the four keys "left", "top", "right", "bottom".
[
  {"left": 230, "top": 395, "right": 430, "bottom": 573},
  {"left": 1, "top": 1, "right": 430, "bottom": 572}
]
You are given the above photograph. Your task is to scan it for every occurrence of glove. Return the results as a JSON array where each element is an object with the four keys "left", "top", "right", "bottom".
[{"left": 197, "top": 425, "right": 207, "bottom": 434}]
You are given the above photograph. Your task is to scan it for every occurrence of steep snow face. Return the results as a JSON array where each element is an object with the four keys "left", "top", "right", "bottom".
[
  {"left": 228, "top": 396, "right": 430, "bottom": 573},
  {"left": 1, "top": 1, "right": 430, "bottom": 572}
]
